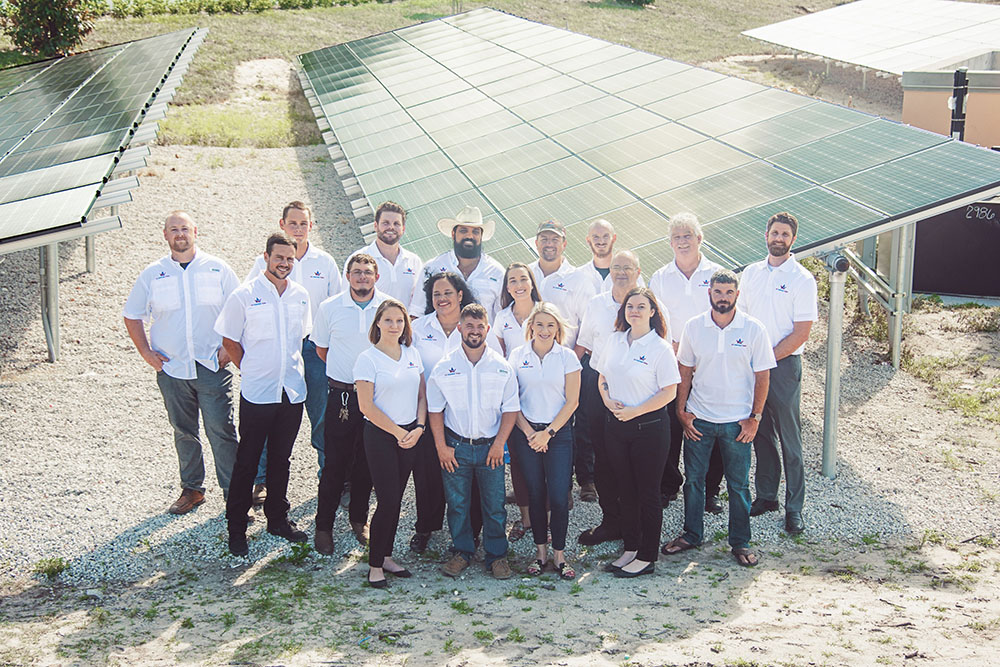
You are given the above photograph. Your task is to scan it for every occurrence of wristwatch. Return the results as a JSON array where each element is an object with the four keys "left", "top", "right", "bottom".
[
  {"left": 750, "top": 413, "right": 762, "bottom": 422},
  {"left": 547, "top": 427, "right": 556, "bottom": 437},
  {"left": 415, "top": 423, "right": 426, "bottom": 430}
]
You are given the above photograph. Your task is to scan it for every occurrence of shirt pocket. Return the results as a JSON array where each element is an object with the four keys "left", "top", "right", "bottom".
[
  {"left": 438, "top": 375, "right": 468, "bottom": 409},
  {"left": 245, "top": 307, "right": 276, "bottom": 343},
  {"left": 194, "top": 271, "right": 224, "bottom": 307},
  {"left": 285, "top": 302, "right": 306, "bottom": 341},
  {"left": 481, "top": 373, "right": 507, "bottom": 406},
  {"left": 150, "top": 276, "right": 181, "bottom": 313}
]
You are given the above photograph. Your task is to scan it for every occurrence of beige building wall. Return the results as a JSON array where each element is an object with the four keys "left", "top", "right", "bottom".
[
  {"left": 902, "top": 71, "right": 1000, "bottom": 147},
  {"left": 902, "top": 89, "right": 952, "bottom": 136}
]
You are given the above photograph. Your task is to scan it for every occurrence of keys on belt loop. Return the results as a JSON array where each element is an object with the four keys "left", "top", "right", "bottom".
[{"left": 338, "top": 391, "right": 349, "bottom": 422}]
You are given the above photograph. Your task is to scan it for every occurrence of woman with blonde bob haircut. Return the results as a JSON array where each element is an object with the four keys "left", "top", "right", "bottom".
[
  {"left": 507, "top": 302, "right": 582, "bottom": 579},
  {"left": 353, "top": 298, "right": 426, "bottom": 588}
]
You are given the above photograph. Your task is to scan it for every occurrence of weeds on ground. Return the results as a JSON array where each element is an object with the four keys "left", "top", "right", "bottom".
[{"left": 32, "top": 557, "right": 68, "bottom": 580}]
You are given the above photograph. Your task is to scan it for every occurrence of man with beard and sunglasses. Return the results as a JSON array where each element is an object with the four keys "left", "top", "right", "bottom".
[
  {"left": 409, "top": 206, "right": 505, "bottom": 320},
  {"left": 215, "top": 232, "right": 313, "bottom": 556},
  {"left": 661, "top": 270, "right": 774, "bottom": 568},
  {"left": 737, "top": 212, "right": 817, "bottom": 536},
  {"left": 124, "top": 211, "right": 240, "bottom": 516},
  {"left": 345, "top": 201, "right": 422, "bottom": 305},
  {"left": 427, "top": 303, "right": 519, "bottom": 580}
]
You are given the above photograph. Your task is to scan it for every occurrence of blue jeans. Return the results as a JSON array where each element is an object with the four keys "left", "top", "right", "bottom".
[
  {"left": 508, "top": 425, "right": 573, "bottom": 551},
  {"left": 440, "top": 435, "right": 508, "bottom": 566},
  {"left": 682, "top": 419, "right": 752, "bottom": 550},
  {"left": 255, "top": 338, "right": 328, "bottom": 484}
]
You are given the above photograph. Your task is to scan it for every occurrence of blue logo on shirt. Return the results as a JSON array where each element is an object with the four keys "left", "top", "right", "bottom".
[
  {"left": 425, "top": 333, "right": 435, "bottom": 340},
  {"left": 253, "top": 297, "right": 263, "bottom": 305},
  {"left": 407, "top": 361, "right": 417, "bottom": 368},
  {"left": 700, "top": 279, "right": 710, "bottom": 287},
  {"left": 404, "top": 268, "right": 414, "bottom": 275},
  {"left": 311, "top": 270, "right": 323, "bottom": 278},
  {"left": 555, "top": 282, "right": 567, "bottom": 291},
  {"left": 503, "top": 322, "right": 513, "bottom": 330},
  {"left": 445, "top": 367, "right": 460, "bottom": 376},
  {"left": 633, "top": 355, "right": 648, "bottom": 365},
  {"left": 157, "top": 271, "right": 167, "bottom": 278},
  {"left": 776, "top": 284, "right": 788, "bottom": 293},
  {"left": 732, "top": 338, "right": 747, "bottom": 348},
  {"left": 522, "top": 359, "right": 531, "bottom": 367}
]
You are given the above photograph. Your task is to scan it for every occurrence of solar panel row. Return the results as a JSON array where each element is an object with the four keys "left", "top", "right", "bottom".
[
  {"left": 299, "top": 8, "right": 1000, "bottom": 269},
  {"left": 0, "top": 29, "right": 199, "bottom": 244}
]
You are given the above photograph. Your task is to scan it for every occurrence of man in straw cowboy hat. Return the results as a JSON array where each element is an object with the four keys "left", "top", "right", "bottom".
[{"left": 409, "top": 206, "right": 505, "bottom": 320}]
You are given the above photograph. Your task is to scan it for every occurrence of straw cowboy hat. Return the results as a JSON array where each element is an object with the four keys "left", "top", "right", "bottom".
[{"left": 436, "top": 205, "right": 496, "bottom": 241}]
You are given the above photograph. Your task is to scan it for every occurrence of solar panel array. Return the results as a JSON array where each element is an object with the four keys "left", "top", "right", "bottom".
[
  {"left": 743, "top": 0, "right": 1000, "bottom": 76},
  {"left": 299, "top": 8, "right": 1000, "bottom": 270},
  {"left": 0, "top": 28, "right": 204, "bottom": 247}
]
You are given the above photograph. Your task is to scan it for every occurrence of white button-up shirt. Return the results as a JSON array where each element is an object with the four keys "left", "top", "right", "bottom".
[
  {"left": 509, "top": 342, "right": 582, "bottom": 423},
  {"left": 649, "top": 255, "right": 722, "bottom": 343},
  {"left": 738, "top": 254, "right": 818, "bottom": 356},
  {"left": 345, "top": 240, "right": 423, "bottom": 307},
  {"left": 214, "top": 275, "right": 312, "bottom": 404},
  {"left": 311, "top": 289, "right": 388, "bottom": 382},
  {"left": 411, "top": 313, "right": 463, "bottom": 372},
  {"left": 677, "top": 310, "right": 776, "bottom": 424},
  {"left": 594, "top": 330, "right": 681, "bottom": 408},
  {"left": 577, "top": 291, "right": 622, "bottom": 365},
  {"left": 427, "top": 346, "right": 519, "bottom": 439},
  {"left": 123, "top": 250, "right": 239, "bottom": 381},
  {"left": 246, "top": 242, "right": 342, "bottom": 320},
  {"left": 352, "top": 344, "right": 424, "bottom": 425},
  {"left": 409, "top": 250, "right": 505, "bottom": 320},
  {"left": 529, "top": 259, "right": 595, "bottom": 348}
]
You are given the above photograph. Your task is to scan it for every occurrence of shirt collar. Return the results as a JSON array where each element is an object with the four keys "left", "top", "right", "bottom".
[
  {"left": 166, "top": 248, "right": 199, "bottom": 269},
  {"left": 702, "top": 309, "right": 747, "bottom": 330},
  {"left": 767, "top": 253, "right": 797, "bottom": 273}
]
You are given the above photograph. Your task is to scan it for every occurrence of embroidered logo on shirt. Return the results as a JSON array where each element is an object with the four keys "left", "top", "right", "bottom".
[
  {"left": 156, "top": 271, "right": 168, "bottom": 279},
  {"left": 776, "top": 284, "right": 789, "bottom": 293},
  {"left": 633, "top": 355, "right": 648, "bottom": 365},
  {"left": 403, "top": 268, "right": 415, "bottom": 275},
  {"left": 732, "top": 338, "right": 747, "bottom": 348},
  {"left": 310, "top": 270, "right": 324, "bottom": 279},
  {"left": 407, "top": 361, "right": 417, "bottom": 369},
  {"left": 444, "top": 367, "right": 460, "bottom": 376},
  {"left": 424, "top": 333, "right": 436, "bottom": 341},
  {"left": 554, "top": 282, "right": 568, "bottom": 291},
  {"left": 498, "top": 368, "right": 509, "bottom": 376},
  {"left": 700, "top": 279, "right": 710, "bottom": 287},
  {"left": 521, "top": 359, "right": 532, "bottom": 368},
  {"left": 211, "top": 267, "right": 220, "bottom": 272},
  {"left": 252, "top": 297, "right": 265, "bottom": 306},
  {"left": 503, "top": 322, "right": 513, "bottom": 330}
]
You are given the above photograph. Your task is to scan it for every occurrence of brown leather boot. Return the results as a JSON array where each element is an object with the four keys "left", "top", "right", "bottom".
[
  {"left": 351, "top": 522, "right": 369, "bottom": 546},
  {"left": 314, "top": 530, "right": 334, "bottom": 555}
]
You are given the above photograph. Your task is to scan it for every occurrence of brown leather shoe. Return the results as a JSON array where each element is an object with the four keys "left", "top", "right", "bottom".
[
  {"left": 252, "top": 484, "right": 266, "bottom": 507},
  {"left": 167, "top": 489, "right": 205, "bottom": 515},
  {"left": 579, "top": 482, "right": 598, "bottom": 502},
  {"left": 351, "top": 521, "right": 369, "bottom": 546},
  {"left": 315, "top": 530, "right": 334, "bottom": 555},
  {"left": 441, "top": 553, "right": 469, "bottom": 578}
]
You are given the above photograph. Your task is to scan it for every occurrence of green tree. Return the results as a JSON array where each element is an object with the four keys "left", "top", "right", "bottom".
[{"left": 1, "top": 0, "right": 101, "bottom": 57}]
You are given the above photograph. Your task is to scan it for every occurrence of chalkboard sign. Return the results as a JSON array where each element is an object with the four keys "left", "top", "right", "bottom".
[{"left": 913, "top": 201, "right": 1000, "bottom": 297}]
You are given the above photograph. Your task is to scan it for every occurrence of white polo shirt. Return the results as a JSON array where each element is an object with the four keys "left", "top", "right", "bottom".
[
  {"left": 491, "top": 304, "right": 528, "bottom": 357},
  {"left": 352, "top": 344, "right": 424, "bottom": 425},
  {"left": 411, "top": 313, "right": 463, "bottom": 372},
  {"left": 409, "top": 250, "right": 505, "bottom": 320},
  {"left": 576, "top": 291, "right": 623, "bottom": 365},
  {"left": 123, "top": 250, "right": 239, "bottom": 381},
  {"left": 310, "top": 288, "right": 388, "bottom": 383},
  {"left": 214, "top": 274, "right": 312, "bottom": 404},
  {"left": 529, "top": 260, "right": 595, "bottom": 348},
  {"left": 649, "top": 255, "right": 722, "bottom": 343},
  {"left": 577, "top": 260, "right": 645, "bottom": 294},
  {"left": 738, "top": 254, "right": 818, "bottom": 356},
  {"left": 594, "top": 330, "right": 681, "bottom": 408},
  {"left": 427, "top": 346, "right": 519, "bottom": 440},
  {"left": 345, "top": 240, "right": 422, "bottom": 306},
  {"left": 677, "top": 310, "right": 776, "bottom": 424},
  {"left": 509, "top": 342, "right": 582, "bottom": 424},
  {"left": 246, "top": 242, "right": 341, "bottom": 320}
]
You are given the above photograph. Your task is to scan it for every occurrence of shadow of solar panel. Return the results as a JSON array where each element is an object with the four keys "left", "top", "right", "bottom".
[
  {"left": 719, "top": 102, "right": 876, "bottom": 157},
  {"left": 481, "top": 156, "right": 601, "bottom": 210},
  {"left": 611, "top": 140, "right": 752, "bottom": 199},
  {"left": 500, "top": 178, "right": 637, "bottom": 238},
  {"left": 828, "top": 141, "right": 1000, "bottom": 216},
  {"left": 648, "top": 161, "right": 814, "bottom": 225},
  {"left": 772, "top": 119, "right": 949, "bottom": 184},
  {"left": 703, "top": 187, "right": 883, "bottom": 267},
  {"left": 580, "top": 122, "right": 705, "bottom": 173}
]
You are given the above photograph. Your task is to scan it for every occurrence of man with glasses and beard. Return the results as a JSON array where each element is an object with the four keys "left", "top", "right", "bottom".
[
  {"left": 738, "top": 212, "right": 817, "bottom": 536},
  {"left": 346, "top": 201, "right": 422, "bottom": 305},
  {"left": 427, "top": 303, "right": 519, "bottom": 580},
  {"left": 661, "top": 270, "right": 774, "bottom": 568},
  {"left": 409, "top": 206, "right": 505, "bottom": 319}
]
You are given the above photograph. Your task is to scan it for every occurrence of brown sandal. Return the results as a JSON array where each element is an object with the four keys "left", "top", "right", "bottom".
[
  {"left": 732, "top": 548, "right": 759, "bottom": 567},
  {"left": 661, "top": 536, "right": 698, "bottom": 556},
  {"left": 556, "top": 561, "right": 576, "bottom": 580}
]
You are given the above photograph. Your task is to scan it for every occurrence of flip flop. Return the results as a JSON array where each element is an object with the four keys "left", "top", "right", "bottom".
[
  {"left": 556, "top": 561, "right": 576, "bottom": 580},
  {"left": 732, "top": 548, "right": 759, "bottom": 567},
  {"left": 661, "top": 536, "right": 698, "bottom": 556},
  {"left": 526, "top": 559, "right": 545, "bottom": 576}
]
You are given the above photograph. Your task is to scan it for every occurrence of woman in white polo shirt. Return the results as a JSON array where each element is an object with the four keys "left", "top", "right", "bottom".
[
  {"left": 409, "top": 272, "right": 480, "bottom": 554},
  {"left": 353, "top": 298, "right": 427, "bottom": 588},
  {"left": 491, "top": 262, "right": 543, "bottom": 542},
  {"left": 508, "top": 303, "right": 581, "bottom": 579},
  {"left": 595, "top": 287, "right": 680, "bottom": 578}
]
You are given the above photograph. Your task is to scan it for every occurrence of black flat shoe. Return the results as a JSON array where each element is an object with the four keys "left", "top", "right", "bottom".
[
  {"left": 367, "top": 573, "right": 388, "bottom": 589},
  {"left": 267, "top": 521, "right": 307, "bottom": 543},
  {"left": 409, "top": 531, "right": 431, "bottom": 553},
  {"left": 602, "top": 562, "right": 621, "bottom": 573},
  {"left": 785, "top": 511, "right": 805, "bottom": 535},
  {"left": 386, "top": 568, "right": 412, "bottom": 578},
  {"left": 613, "top": 562, "right": 654, "bottom": 578},
  {"left": 749, "top": 499, "right": 780, "bottom": 516}
]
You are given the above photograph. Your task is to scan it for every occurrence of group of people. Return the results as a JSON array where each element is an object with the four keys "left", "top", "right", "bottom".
[{"left": 124, "top": 198, "right": 816, "bottom": 585}]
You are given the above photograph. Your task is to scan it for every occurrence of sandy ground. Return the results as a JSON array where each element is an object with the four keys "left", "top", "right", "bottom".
[{"left": 2, "top": 54, "right": 1000, "bottom": 667}]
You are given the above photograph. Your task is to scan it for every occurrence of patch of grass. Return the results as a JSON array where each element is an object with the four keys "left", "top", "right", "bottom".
[
  {"left": 180, "top": 616, "right": 194, "bottom": 629},
  {"left": 508, "top": 584, "right": 538, "bottom": 601},
  {"left": 160, "top": 101, "right": 320, "bottom": 147},
  {"left": 443, "top": 638, "right": 459, "bottom": 654},
  {"left": 221, "top": 611, "right": 237, "bottom": 629},
  {"left": 506, "top": 627, "right": 525, "bottom": 643},
  {"left": 569, "top": 581, "right": 583, "bottom": 595},
  {"left": 450, "top": 600, "right": 473, "bottom": 615},
  {"left": 861, "top": 533, "right": 880, "bottom": 546},
  {"left": 91, "top": 607, "right": 111, "bottom": 625},
  {"left": 955, "top": 307, "right": 1000, "bottom": 333},
  {"left": 473, "top": 629, "right": 494, "bottom": 643},
  {"left": 32, "top": 557, "right": 68, "bottom": 580}
]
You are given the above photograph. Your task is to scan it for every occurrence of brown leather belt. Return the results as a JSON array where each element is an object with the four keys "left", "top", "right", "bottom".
[{"left": 328, "top": 379, "right": 355, "bottom": 392}]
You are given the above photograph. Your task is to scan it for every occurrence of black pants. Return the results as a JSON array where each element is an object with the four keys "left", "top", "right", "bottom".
[
  {"left": 606, "top": 408, "right": 669, "bottom": 562},
  {"left": 315, "top": 386, "right": 373, "bottom": 531},
  {"left": 572, "top": 354, "right": 596, "bottom": 487},
  {"left": 227, "top": 392, "right": 303, "bottom": 534},
  {"left": 661, "top": 398, "right": 724, "bottom": 498},
  {"left": 586, "top": 372, "right": 620, "bottom": 531},
  {"left": 364, "top": 422, "right": 418, "bottom": 567}
]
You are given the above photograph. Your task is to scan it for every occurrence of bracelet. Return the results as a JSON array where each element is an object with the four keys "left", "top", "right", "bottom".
[{"left": 415, "top": 423, "right": 425, "bottom": 430}]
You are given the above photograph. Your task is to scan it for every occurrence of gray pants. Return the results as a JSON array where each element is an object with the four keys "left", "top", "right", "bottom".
[
  {"left": 156, "top": 363, "right": 239, "bottom": 496},
  {"left": 753, "top": 355, "right": 805, "bottom": 513}
]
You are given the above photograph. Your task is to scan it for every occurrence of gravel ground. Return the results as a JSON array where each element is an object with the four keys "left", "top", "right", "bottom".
[{"left": 1, "top": 144, "right": 998, "bottom": 586}]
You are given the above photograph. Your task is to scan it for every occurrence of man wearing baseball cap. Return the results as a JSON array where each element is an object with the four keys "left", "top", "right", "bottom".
[{"left": 408, "top": 206, "right": 505, "bottom": 320}]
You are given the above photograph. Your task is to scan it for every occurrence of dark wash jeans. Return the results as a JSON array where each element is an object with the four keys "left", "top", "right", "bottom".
[
  {"left": 440, "top": 435, "right": 508, "bottom": 566},
  {"left": 507, "top": 424, "right": 573, "bottom": 551}
]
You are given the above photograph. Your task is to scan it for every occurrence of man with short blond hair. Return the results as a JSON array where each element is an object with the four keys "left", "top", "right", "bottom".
[{"left": 124, "top": 211, "right": 239, "bottom": 515}]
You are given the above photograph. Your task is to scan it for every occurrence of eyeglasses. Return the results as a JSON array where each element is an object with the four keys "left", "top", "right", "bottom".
[
  {"left": 610, "top": 265, "right": 637, "bottom": 273},
  {"left": 350, "top": 270, "right": 376, "bottom": 278}
]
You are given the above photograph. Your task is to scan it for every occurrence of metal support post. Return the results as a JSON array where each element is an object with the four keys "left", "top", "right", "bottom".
[
  {"left": 85, "top": 235, "right": 96, "bottom": 273},
  {"left": 822, "top": 252, "right": 849, "bottom": 479},
  {"left": 39, "top": 243, "right": 60, "bottom": 362},
  {"left": 889, "top": 224, "right": 909, "bottom": 369}
]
